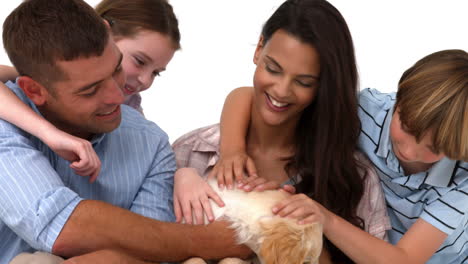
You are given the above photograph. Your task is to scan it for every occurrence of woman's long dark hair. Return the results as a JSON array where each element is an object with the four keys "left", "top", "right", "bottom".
[{"left": 262, "top": 0, "right": 366, "bottom": 262}]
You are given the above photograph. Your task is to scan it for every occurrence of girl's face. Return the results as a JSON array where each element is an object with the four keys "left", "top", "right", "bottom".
[
  {"left": 252, "top": 30, "right": 320, "bottom": 128},
  {"left": 390, "top": 108, "right": 445, "bottom": 166},
  {"left": 116, "top": 30, "right": 176, "bottom": 97}
]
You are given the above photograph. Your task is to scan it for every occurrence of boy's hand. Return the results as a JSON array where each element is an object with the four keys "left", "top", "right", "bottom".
[
  {"left": 174, "top": 168, "right": 225, "bottom": 225},
  {"left": 41, "top": 127, "right": 101, "bottom": 183},
  {"left": 208, "top": 151, "right": 257, "bottom": 190}
]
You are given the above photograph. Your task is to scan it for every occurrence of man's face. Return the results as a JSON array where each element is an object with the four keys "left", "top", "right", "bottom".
[{"left": 41, "top": 40, "right": 126, "bottom": 139}]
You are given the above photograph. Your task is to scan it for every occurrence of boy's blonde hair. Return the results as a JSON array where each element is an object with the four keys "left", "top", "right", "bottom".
[{"left": 397, "top": 49, "right": 468, "bottom": 161}]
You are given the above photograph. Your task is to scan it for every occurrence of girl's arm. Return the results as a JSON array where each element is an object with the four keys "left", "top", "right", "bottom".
[
  {"left": 0, "top": 81, "right": 101, "bottom": 181},
  {"left": 273, "top": 195, "right": 447, "bottom": 264},
  {"left": 210, "top": 87, "right": 257, "bottom": 189}
]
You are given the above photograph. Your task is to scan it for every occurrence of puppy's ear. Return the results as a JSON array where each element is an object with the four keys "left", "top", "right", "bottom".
[{"left": 258, "top": 219, "right": 322, "bottom": 264}]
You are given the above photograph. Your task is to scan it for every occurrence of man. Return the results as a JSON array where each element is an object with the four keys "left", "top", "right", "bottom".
[{"left": 0, "top": 0, "right": 248, "bottom": 263}]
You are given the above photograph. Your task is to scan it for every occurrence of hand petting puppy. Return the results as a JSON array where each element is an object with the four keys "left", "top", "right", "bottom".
[
  {"left": 272, "top": 194, "right": 328, "bottom": 225},
  {"left": 174, "top": 168, "right": 225, "bottom": 224}
]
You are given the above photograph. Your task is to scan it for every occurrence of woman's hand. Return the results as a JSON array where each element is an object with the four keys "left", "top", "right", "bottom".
[
  {"left": 174, "top": 168, "right": 225, "bottom": 225},
  {"left": 41, "top": 127, "right": 101, "bottom": 182},
  {"left": 208, "top": 151, "right": 257, "bottom": 190},
  {"left": 272, "top": 194, "right": 329, "bottom": 226}
]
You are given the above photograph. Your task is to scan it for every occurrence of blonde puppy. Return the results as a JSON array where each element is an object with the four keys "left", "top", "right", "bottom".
[{"left": 183, "top": 180, "right": 323, "bottom": 264}]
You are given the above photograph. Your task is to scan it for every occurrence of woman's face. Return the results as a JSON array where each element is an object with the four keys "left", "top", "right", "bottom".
[
  {"left": 252, "top": 30, "right": 320, "bottom": 127},
  {"left": 115, "top": 30, "right": 176, "bottom": 97}
]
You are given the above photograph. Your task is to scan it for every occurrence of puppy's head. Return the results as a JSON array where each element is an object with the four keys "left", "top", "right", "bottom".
[{"left": 257, "top": 218, "right": 322, "bottom": 264}]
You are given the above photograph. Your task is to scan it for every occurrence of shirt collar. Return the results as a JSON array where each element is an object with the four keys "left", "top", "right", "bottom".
[
  {"left": 376, "top": 105, "right": 393, "bottom": 159},
  {"left": 425, "top": 157, "right": 456, "bottom": 187},
  {"left": 90, "top": 133, "right": 106, "bottom": 146}
]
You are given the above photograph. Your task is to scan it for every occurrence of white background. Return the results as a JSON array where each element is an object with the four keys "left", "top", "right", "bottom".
[{"left": 0, "top": 1, "right": 467, "bottom": 142}]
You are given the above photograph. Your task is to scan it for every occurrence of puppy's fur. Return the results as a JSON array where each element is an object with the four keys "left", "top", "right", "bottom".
[{"left": 184, "top": 180, "right": 323, "bottom": 264}]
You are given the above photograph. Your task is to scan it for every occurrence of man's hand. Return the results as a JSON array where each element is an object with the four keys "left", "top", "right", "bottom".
[{"left": 203, "top": 221, "right": 253, "bottom": 260}]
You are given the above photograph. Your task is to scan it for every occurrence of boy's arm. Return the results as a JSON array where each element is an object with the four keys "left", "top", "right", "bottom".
[
  {"left": 273, "top": 190, "right": 448, "bottom": 263},
  {"left": 53, "top": 200, "right": 251, "bottom": 262},
  {"left": 211, "top": 87, "right": 256, "bottom": 189},
  {"left": 0, "top": 82, "right": 100, "bottom": 180},
  {"left": 324, "top": 212, "right": 446, "bottom": 264},
  {"left": 0, "top": 65, "right": 18, "bottom": 82}
]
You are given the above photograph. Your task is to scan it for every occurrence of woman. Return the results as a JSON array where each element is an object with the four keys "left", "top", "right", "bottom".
[
  {"left": 0, "top": 0, "right": 180, "bottom": 180},
  {"left": 172, "top": 0, "right": 390, "bottom": 263}
]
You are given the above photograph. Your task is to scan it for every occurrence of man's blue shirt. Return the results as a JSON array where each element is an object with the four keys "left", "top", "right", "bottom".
[{"left": 0, "top": 81, "right": 175, "bottom": 263}]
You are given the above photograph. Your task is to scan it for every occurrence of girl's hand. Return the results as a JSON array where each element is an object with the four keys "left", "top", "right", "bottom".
[
  {"left": 208, "top": 151, "right": 257, "bottom": 190},
  {"left": 272, "top": 194, "right": 328, "bottom": 226},
  {"left": 41, "top": 127, "right": 101, "bottom": 183},
  {"left": 174, "top": 168, "right": 225, "bottom": 225}
]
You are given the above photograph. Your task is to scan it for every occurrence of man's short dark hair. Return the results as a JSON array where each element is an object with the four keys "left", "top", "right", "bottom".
[{"left": 3, "top": 0, "right": 109, "bottom": 88}]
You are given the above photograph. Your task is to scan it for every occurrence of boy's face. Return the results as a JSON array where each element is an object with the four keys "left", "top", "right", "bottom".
[
  {"left": 390, "top": 108, "right": 445, "bottom": 166},
  {"left": 41, "top": 40, "right": 126, "bottom": 139}
]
